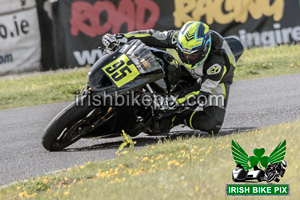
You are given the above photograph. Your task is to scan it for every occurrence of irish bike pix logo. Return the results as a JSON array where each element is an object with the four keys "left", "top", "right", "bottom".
[{"left": 227, "top": 140, "right": 289, "bottom": 196}]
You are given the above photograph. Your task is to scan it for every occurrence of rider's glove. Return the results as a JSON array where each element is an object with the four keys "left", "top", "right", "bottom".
[{"left": 102, "top": 33, "right": 128, "bottom": 48}]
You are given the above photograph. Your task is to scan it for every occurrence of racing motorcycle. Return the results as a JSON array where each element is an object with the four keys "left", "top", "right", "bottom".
[{"left": 42, "top": 38, "right": 244, "bottom": 151}]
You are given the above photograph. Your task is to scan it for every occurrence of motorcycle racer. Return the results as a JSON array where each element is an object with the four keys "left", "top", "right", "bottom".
[{"left": 102, "top": 21, "right": 243, "bottom": 134}]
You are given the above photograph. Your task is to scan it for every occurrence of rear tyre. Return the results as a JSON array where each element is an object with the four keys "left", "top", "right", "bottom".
[{"left": 42, "top": 96, "right": 94, "bottom": 151}]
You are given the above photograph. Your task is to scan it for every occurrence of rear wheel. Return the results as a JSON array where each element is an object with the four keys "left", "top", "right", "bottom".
[{"left": 42, "top": 96, "right": 94, "bottom": 151}]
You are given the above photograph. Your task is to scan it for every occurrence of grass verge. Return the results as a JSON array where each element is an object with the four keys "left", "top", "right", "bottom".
[
  {"left": 0, "top": 68, "right": 89, "bottom": 110},
  {"left": 1, "top": 44, "right": 300, "bottom": 110},
  {"left": 0, "top": 121, "right": 299, "bottom": 199},
  {"left": 235, "top": 44, "right": 300, "bottom": 80}
]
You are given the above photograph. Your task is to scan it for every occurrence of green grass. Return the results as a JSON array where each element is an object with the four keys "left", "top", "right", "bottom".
[
  {"left": 0, "top": 68, "right": 90, "bottom": 110},
  {"left": 1, "top": 44, "right": 300, "bottom": 110},
  {"left": 235, "top": 44, "right": 300, "bottom": 80},
  {"left": 1, "top": 121, "right": 299, "bottom": 199}
]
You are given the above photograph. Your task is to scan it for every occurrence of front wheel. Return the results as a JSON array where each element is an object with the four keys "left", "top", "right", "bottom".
[{"left": 42, "top": 96, "right": 94, "bottom": 151}]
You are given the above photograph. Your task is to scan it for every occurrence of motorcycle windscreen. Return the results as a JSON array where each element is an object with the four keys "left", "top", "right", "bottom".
[
  {"left": 124, "top": 45, "right": 162, "bottom": 74},
  {"left": 102, "top": 42, "right": 163, "bottom": 88}
]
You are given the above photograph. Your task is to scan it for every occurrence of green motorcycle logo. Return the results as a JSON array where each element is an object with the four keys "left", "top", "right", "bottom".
[
  {"left": 231, "top": 140, "right": 287, "bottom": 183},
  {"left": 232, "top": 140, "right": 286, "bottom": 170}
]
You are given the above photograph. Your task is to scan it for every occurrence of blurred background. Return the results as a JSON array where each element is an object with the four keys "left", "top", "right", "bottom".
[{"left": 1, "top": 0, "right": 299, "bottom": 76}]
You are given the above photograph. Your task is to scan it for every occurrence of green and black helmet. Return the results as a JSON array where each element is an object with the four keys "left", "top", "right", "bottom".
[{"left": 176, "top": 21, "right": 212, "bottom": 69}]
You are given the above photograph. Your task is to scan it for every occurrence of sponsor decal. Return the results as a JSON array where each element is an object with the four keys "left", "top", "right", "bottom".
[
  {"left": 0, "top": 6, "right": 41, "bottom": 75},
  {"left": 0, "top": 15, "right": 29, "bottom": 39},
  {"left": 73, "top": 49, "right": 102, "bottom": 65},
  {"left": 0, "top": 53, "right": 13, "bottom": 65},
  {"left": 237, "top": 23, "right": 300, "bottom": 48},
  {"left": 70, "top": 0, "right": 160, "bottom": 37},
  {"left": 173, "top": 0, "right": 285, "bottom": 27}
]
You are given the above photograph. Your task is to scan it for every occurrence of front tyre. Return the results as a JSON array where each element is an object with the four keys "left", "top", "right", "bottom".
[{"left": 42, "top": 96, "right": 94, "bottom": 151}]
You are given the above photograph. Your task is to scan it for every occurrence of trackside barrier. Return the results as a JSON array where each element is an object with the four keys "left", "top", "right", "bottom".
[{"left": 0, "top": 0, "right": 41, "bottom": 76}]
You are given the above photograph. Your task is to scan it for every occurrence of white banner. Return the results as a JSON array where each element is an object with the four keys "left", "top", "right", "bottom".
[{"left": 0, "top": 0, "right": 41, "bottom": 75}]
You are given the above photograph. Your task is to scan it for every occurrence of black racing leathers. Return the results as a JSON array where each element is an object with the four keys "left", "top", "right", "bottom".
[{"left": 117, "top": 29, "right": 237, "bottom": 133}]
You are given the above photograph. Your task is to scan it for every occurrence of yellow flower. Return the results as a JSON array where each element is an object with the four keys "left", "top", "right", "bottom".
[
  {"left": 64, "top": 177, "right": 68, "bottom": 181},
  {"left": 43, "top": 179, "right": 49, "bottom": 184},
  {"left": 186, "top": 154, "right": 190, "bottom": 160},
  {"left": 167, "top": 160, "right": 175, "bottom": 165},
  {"left": 64, "top": 191, "right": 69, "bottom": 195},
  {"left": 18, "top": 191, "right": 28, "bottom": 198},
  {"left": 73, "top": 179, "right": 77, "bottom": 183},
  {"left": 157, "top": 154, "right": 164, "bottom": 159},
  {"left": 18, "top": 192, "right": 23, "bottom": 198},
  {"left": 115, "top": 178, "right": 121, "bottom": 182},
  {"left": 195, "top": 185, "right": 199, "bottom": 192},
  {"left": 141, "top": 157, "right": 149, "bottom": 162},
  {"left": 200, "top": 159, "right": 204, "bottom": 162}
]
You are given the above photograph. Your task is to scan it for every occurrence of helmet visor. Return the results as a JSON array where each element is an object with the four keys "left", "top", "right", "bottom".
[
  {"left": 177, "top": 46, "right": 208, "bottom": 65},
  {"left": 181, "top": 51, "right": 205, "bottom": 63}
]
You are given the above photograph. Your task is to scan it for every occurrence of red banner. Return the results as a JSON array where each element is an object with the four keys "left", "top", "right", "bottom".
[{"left": 51, "top": 0, "right": 300, "bottom": 68}]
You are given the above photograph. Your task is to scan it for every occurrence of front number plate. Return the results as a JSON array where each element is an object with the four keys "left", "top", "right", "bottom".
[{"left": 102, "top": 54, "right": 140, "bottom": 87}]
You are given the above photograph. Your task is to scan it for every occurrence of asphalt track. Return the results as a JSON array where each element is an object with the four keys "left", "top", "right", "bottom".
[{"left": 1, "top": 73, "right": 300, "bottom": 186}]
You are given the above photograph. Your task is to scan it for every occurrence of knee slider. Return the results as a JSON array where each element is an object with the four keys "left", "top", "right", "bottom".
[{"left": 189, "top": 112, "right": 218, "bottom": 131}]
